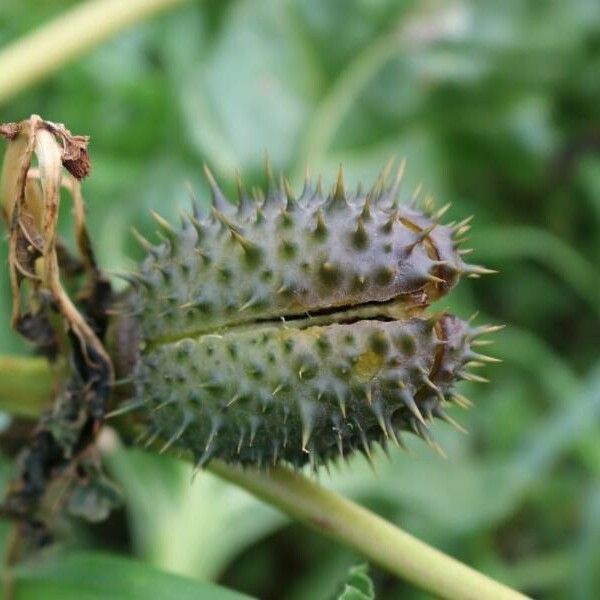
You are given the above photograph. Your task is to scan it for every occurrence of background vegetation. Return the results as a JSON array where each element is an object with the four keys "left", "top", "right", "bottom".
[{"left": 1, "top": 0, "right": 599, "bottom": 598}]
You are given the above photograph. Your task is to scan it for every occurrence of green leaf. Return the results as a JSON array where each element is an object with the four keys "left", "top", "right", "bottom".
[
  {"left": 336, "top": 564, "right": 375, "bottom": 600},
  {"left": 11, "top": 552, "right": 255, "bottom": 600}
]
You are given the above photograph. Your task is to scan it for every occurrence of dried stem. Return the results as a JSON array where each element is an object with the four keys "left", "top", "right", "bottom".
[{"left": 1, "top": 116, "right": 112, "bottom": 375}]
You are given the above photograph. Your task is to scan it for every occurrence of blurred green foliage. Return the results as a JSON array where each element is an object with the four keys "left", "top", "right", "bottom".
[
  {"left": 11, "top": 552, "right": 253, "bottom": 599},
  {"left": 336, "top": 564, "right": 374, "bottom": 600},
  {"left": 0, "top": 0, "right": 599, "bottom": 598}
]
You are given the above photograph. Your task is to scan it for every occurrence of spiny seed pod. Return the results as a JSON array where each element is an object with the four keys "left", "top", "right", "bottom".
[
  {"left": 114, "top": 162, "right": 498, "bottom": 469},
  {"left": 134, "top": 314, "right": 496, "bottom": 469}
]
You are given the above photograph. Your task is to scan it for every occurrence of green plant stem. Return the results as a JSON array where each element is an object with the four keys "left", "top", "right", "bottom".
[
  {"left": 210, "top": 461, "right": 527, "bottom": 600},
  {"left": 0, "top": 355, "right": 527, "bottom": 599},
  {"left": 292, "top": 2, "right": 448, "bottom": 180},
  {"left": 0, "top": 356, "right": 53, "bottom": 418},
  {"left": 0, "top": 0, "right": 189, "bottom": 104},
  {"left": 292, "top": 22, "right": 403, "bottom": 180}
]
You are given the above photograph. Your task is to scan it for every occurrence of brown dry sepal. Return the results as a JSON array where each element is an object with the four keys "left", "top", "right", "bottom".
[
  {"left": 43, "top": 120, "right": 91, "bottom": 180},
  {"left": 0, "top": 122, "right": 20, "bottom": 141}
]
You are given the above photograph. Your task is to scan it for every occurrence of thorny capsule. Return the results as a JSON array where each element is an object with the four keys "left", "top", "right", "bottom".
[{"left": 111, "top": 162, "right": 499, "bottom": 469}]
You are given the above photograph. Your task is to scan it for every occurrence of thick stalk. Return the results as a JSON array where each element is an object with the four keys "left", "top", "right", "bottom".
[
  {"left": 0, "top": 355, "right": 527, "bottom": 599},
  {"left": 210, "top": 461, "right": 527, "bottom": 600},
  {"left": 0, "top": 0, "right": 188, "bottom": 104},
  {"left": 0, "top": 356, "right": 53, "bottom": 418}
]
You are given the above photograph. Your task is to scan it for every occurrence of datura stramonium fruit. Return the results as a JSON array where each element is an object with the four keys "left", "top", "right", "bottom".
[{"left": 113, "top": 164, "right": 499, "bottom": 469}]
